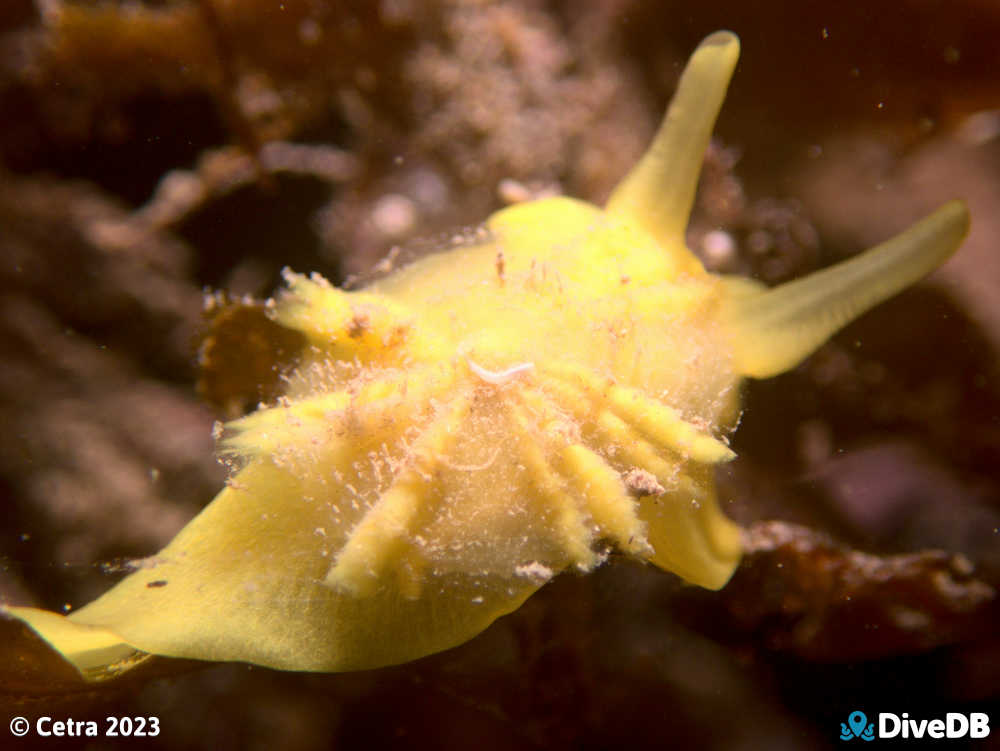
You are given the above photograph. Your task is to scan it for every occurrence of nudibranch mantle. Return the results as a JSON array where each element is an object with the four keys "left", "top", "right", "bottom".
[{"left": 5, "top": 31, "right": 968, "bottom": 677}]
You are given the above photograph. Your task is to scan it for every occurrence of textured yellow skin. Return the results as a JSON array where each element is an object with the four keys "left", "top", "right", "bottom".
[{"left": 5, "top": 32, "right": 969, "bottom": 677}]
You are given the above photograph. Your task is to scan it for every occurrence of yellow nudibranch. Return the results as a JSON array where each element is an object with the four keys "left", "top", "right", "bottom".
[{"left": 5, "top": 31, "right": 969, "bottom": 679}]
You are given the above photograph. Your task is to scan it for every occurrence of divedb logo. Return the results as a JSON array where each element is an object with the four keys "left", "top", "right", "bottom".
[{"left": 840, "top": 710, "right": 991, "bottom": 741}]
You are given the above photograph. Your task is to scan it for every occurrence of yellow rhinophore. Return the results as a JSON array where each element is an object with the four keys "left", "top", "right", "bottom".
[{"left": 4, "top": 31, "right": 969, "bottom": 678}]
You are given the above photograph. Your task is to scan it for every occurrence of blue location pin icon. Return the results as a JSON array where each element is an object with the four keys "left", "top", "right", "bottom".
[{"left": 848, "top": 711, "right": 867, "bottom": 738}]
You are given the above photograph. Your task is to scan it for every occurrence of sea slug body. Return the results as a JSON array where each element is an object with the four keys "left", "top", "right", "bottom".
[{"left": 5, "top": 31, "right": 969, "bottom": 678}]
